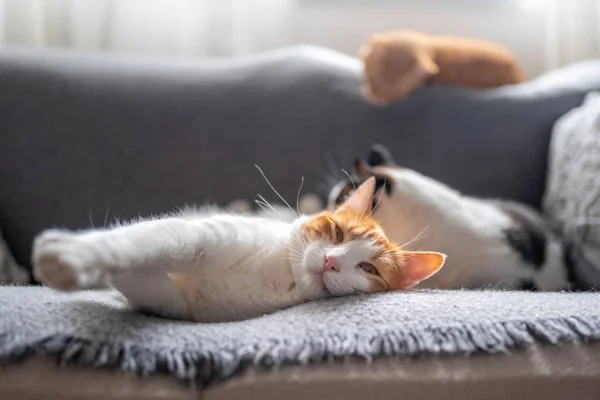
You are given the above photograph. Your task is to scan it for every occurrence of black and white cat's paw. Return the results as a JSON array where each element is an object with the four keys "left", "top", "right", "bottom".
[{"left": 33, "top": 230, "right": 107, "bottom": 291}]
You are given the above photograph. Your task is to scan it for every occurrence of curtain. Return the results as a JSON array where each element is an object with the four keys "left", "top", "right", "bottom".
[
  {"left": 2, "top": 0, "right": 600, "bottom": 68},
  {"left": 0, "top": 0, "right": 297, "bottom": 56},
  {"left": 544, "top": 0, "right": 600, "bottom": 69}
]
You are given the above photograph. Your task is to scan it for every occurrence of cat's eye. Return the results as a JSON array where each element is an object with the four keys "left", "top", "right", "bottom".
[
  {"left": 358, "top": 262, "right": 379, "bottom": 275},
  {"left": 335, "top": 225, "right": 344, "bottom": 243}
]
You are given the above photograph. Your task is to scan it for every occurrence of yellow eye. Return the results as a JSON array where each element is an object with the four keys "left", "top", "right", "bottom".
[
  {"left": 335, "top": 225, "right": 344, "bottom": 243},
  {"left": 358, "top": 262, "right": 379, "bottom": 275}
]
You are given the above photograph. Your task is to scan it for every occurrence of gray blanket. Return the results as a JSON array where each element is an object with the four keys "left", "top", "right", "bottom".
[{"left": 1, "top": 287, "right": 600, "bottom": 385}]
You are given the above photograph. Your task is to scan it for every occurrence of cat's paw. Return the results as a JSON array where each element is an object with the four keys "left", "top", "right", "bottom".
[{"left": 33, "top": 230, "right": 106, "bottom": 291}]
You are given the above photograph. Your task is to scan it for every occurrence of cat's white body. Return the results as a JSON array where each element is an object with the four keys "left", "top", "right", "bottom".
[
  {"left": 34, "top": 214, "right": 311, "bottom": 322},
  {"left": 159, "top": 214, "right": 303, "bottom": 322},
  {"left": 329, "top": 167, "right": 569, "bottom": 291}
]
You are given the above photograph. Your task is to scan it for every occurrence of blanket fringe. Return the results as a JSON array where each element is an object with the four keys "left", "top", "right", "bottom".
[{"left": 2, "top": 315, "right": 599, "bottom": 386}]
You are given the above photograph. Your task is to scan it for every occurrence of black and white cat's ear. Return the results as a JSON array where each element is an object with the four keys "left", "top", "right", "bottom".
[
  {"left": 353, "top": 159, "right": 392, "bottom": 208},
  {"left": 367, "top": 143, "right": 395, "bottom": 167},
  {"left": 353, "top": 159, "right": 374, "bottom": 180}
]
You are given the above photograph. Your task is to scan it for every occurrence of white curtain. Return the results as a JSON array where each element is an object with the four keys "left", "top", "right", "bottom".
[
  {"left": 2, "top": 0, "right": 600, "bottom": 69},
  {"left": 544, "top": 0, "right": 600, "bottom": 69},
  {"left": 0, "top": 0, "right": 297, "bottom": 56}
]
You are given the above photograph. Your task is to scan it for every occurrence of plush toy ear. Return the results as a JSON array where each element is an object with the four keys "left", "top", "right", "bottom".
[
  {"left": 357, "top": 44, "right": 372, "bottom": 60},
  {"left": 367, "top": 143, "right": 395, "bottom": 167},
  {"left": 337, "top": 176, "right": 376, "bottom": 216},
  {"left": 415, "top": 55, "right": 439, "bottom": 79},
  {"left": 395, "top": 251, "right": 446, "bottom": 289}
]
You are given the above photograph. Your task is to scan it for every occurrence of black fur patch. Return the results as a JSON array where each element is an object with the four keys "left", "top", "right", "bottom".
[
  {"left": 563, "top": 241, "right": 578, "bottom": 285},
  {"left": 334, "top": 182, "right": 355, "bottom": 207},
  {"left": 503, "top": 226, "right": 547, "bottom": 269},
  {"left": 374, "top": 174, "right": 392, "bottom": 196},
  {"left": 498, "top": 202, "right": 548, "bottom": 270},
  {"left": 519, "top": 280, "right": 538, "bottom": 291},
  {"left": 367, "top": 143, "right": 395, "bottom": 167},
  {"left": 371, "top": 175, "right": 391, "bottom": 212}
]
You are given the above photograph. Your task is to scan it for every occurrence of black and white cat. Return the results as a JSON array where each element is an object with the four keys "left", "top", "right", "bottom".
[{"left": 327, "top": 144, "right": 580, "bottom": 291}]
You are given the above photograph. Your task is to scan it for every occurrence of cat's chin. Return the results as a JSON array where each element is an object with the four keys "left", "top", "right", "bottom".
[{"left": 292, "top": 265, "right": 330, "bottom": 300}]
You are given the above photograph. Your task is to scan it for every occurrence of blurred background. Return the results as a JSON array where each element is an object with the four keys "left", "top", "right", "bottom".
[{"left": 0, "top": 0, "right": 599, "bottom": 78}]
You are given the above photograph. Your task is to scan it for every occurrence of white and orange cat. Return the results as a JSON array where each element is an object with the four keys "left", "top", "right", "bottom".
[{"left": 32, "top": 177, "right": 446, "bottom": 323}]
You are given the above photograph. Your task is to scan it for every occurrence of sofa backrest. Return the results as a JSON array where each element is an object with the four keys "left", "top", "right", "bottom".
[{"left": 1, "top": 45, "right": 600, "bottom": 269}]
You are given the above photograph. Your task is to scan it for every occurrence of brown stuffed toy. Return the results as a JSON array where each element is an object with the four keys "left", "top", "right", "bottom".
[{"left": 359, "top": 30, "right": 527, "bottom": 104}]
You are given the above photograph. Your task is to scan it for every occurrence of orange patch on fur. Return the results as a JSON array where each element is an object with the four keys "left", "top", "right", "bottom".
[{"left": 301, "top": 209, "right": 421, "bottom": 292}]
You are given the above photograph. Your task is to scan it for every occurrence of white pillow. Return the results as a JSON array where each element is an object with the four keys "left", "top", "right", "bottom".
[{"left": 543, "top": 91, "right": 600, "bottom": 286}]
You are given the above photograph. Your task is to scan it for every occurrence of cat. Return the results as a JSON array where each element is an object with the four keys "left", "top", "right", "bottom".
[
  {"left": 359, "top": 30, "right": 527, "bottom": 105},
  {"left": 327, "top": 144, "right": 575, "bottom": 291},
  {"left": 32, "top": 177, "right": 446, "bottom": 323}
]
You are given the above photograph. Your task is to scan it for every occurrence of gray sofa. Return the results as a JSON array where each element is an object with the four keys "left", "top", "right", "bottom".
[
  {"left": 3, "top": 45, "right": 600, "bottom": 273},
  {"left": 2, "top": 46, "right": 600, "bottom": 399}
]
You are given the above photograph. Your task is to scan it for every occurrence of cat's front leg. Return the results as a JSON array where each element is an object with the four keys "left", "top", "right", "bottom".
[
  {"left": 33, "top": 229, "right": 111, "bottom": 290},
  {"left": 33, "top": 218, "right": 203, "bottom": 291}
]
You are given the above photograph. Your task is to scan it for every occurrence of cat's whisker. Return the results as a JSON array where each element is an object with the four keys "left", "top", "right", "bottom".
[
  {"left": 399, "top": 222, "right": 433, "bottom": 249},
  {"left": 291, "top": 234, "right": 310, "bottom": 248},
  {"left": 102, "top": 205, "right": 111, "bottom": 228},
  {"left": 340, "top": 169, "right": 356, "bottom": 190},
  {"left": 255, "top": 199, "right": 272, "bottom": 215},
  {"left": 287, "top": 244, "right": 306, "bottom": 257},
  {"left": 88, "top": 206, "right": 95, "bottom": 229},
  {"left": 286, "top": 239, "right": 305, "bottom": 251},
  {"left": 296, "top": 176, "right": 305, "bottom": 216},
  {"left": 401, "top": 233, "right": 431, "bottom": 250},
  {"left": 288, "top": 241, "right": 305, "bottom": 252},
  {"left": 255, "top": 195, "right": 285, "bottom": 219},
  {"left": 256, "top": 194, "right": 277, "bottom": 212},
  {"left": 255, "top": 164, "right": 298, "bottom": 217},
  {"left": 285, "top": 247, "right": 303, "bottom": 257},
  {"left": 370, "top": 184, "right": 387, "bottom": 216},
  {"left": 403, "top": 254, "right": 432, "bottom": 270}
]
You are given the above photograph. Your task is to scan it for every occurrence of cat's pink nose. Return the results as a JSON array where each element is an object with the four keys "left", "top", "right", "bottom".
[{"left": 323, "top": 256, "right": 340, "bottom": 272}]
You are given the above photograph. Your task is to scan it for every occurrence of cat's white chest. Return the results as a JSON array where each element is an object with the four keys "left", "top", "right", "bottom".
[
  {"left": 168, "top": 216, "right": 302, "bottom": 322},
  {"left": 170, "top": 256, "right": 298, "bottom": 322}
]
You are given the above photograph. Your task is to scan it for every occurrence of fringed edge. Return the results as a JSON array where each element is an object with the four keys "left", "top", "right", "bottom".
[{"left": 1, "top": 315, "right": 600, "bottom": 387}]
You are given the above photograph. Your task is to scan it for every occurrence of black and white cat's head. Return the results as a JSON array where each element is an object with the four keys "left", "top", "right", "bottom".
[
  {"left": 327, "top": 143, "right": 457, "bottom": 214},
  {"left": 327, "top": 143, "right": 397, "bottom": 212}
]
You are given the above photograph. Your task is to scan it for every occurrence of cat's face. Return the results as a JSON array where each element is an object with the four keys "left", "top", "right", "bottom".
[
  {"left": 359, "top": 32, "right": 439, "bottom": 104},
  {"left": 291, "top": 177, "right": 445, "bottom": 298}
]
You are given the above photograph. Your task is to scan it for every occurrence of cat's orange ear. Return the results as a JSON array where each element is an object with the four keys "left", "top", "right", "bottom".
[
  {"left": 337, "top": 176, "right": 375, "bottom": 216},
  {"left": 395, "top": 251, "right": 446, "bottom": 289}
]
